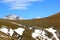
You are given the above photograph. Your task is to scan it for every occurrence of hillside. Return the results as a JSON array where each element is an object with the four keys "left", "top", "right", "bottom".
[{"left": 0, "top": 12, "right": 60, "bottom": 40}]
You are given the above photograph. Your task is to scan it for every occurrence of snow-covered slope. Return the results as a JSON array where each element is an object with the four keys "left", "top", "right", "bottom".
[
  {"left": 0, "top": 25, "right": 60, "bottom": 40},
  {"left": 32, "top": 28, "right": 59, "bottom": 40}
]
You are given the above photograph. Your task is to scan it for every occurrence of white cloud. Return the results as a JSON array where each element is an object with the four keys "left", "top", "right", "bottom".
[{"left": 1, "top": 0, "right": 43, "bottom": 9}]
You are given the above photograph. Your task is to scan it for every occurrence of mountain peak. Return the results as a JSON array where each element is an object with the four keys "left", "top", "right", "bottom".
[{"left": 3, "top": 14, "right": 23, "bottom": 20}]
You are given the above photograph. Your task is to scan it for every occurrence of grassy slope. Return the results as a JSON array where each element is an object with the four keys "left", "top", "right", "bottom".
[
  {"left": 0, "top": 12, "right": 60, "bottom": 40},
  {"left": 0, "top": 12, "right": 60, "bottom": 29}
]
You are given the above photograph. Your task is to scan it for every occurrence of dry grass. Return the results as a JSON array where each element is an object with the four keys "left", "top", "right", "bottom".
[{"left": 0, "top": 12, "right": 60, "bottom": 40}]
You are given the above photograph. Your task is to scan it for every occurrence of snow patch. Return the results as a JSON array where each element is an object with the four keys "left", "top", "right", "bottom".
[
  {"left": 0, "top": 27, "right": 8, "bottom": 34},
  {"left": 0, "top": 26, "right": 25, "bottom": 37},
  {"left": 35, "top": 29, "right": 42, "bottom": 33},
  {"left": 45, "top": 28, "right": 59, "bottom": 40},
  {"left": 14, "top": 28, "right": 25, "bottom": 35},
  {"left": 32, "top": 28, "right": 59, "bottom": 40},
  {"left": 29, "top": 27, "right": 32, "bottom": 30},
  {"left": 32, "top": 29, "right": 43, "bottom": 40},
  {"left": 8, "top": 28, "right": 14, "bottom": 36}
]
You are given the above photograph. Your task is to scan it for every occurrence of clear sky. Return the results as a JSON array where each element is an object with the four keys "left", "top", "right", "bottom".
[{"left": 0, "top": 0, "right": 60, "bottom": 19}]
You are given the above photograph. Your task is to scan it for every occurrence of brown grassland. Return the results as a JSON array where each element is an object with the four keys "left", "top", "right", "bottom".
[{"left": 0, "top": 12, "right": 60, "bottom": 40}]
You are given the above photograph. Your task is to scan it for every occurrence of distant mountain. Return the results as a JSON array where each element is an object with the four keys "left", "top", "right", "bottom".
[
  {"left": 3, "top": 14, "right": 23, "bottom": 20},
  {"left": 0, "top": 12, "right": 60, "bottom": 40},
  {"left": 33, "top": 16, "right": 41, "bottom": 19}
]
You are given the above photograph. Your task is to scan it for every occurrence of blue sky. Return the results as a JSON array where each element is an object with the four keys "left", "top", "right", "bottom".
[{"left": 0, "top": 0, "right": 60, "bottom": 19}]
